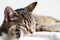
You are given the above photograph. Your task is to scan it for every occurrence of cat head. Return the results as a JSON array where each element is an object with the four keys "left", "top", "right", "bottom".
[{"left": 2, "top": 2, "right": 37, "bottom": 35}]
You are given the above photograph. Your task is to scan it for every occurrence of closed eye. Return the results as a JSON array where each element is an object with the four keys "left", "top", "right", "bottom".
[{"left": 10, "top": 17, "right": 18, "bottom": 20}]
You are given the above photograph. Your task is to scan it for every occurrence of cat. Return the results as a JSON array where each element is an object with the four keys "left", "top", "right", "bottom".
[{"left": 0, "top": 1, "right": 60, "bottom": 40}]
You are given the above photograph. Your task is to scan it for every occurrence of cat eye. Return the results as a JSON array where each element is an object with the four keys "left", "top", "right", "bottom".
[{"left": 10, "top": 17, "right": 18, "bottom": 20}]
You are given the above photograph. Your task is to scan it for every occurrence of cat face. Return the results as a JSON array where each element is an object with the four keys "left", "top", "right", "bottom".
[{"left": 0, "top": 2, "right": 37, "bottom": 40}]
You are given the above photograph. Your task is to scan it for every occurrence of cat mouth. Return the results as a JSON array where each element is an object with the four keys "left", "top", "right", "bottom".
[{"left": 15, "top": 27, "right": 20, "bottom": 39}]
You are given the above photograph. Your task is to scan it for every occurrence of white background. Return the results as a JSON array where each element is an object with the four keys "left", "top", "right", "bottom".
[{"left": 0, "top": 0, "right": 60, "bottom": 26}]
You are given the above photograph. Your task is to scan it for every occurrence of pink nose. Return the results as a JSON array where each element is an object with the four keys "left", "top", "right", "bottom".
[{"left": 28, "top": 27, "right": 34, "bottom": 34}]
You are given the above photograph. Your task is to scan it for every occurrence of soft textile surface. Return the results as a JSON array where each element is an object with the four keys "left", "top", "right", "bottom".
[
  {"left": 0, "top": 32, "right": 60, "bottom": 40},
  {"left": 19, "top": 32, "right": 60, "bottom": 40}
]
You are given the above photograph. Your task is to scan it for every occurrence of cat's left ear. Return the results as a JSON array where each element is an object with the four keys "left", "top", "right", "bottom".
[
  {"left": 26, "top": 2, "right": 37, "bottom": 11},
  {"left": 4, "top": 6, "right": 18, "bottom": 21}
]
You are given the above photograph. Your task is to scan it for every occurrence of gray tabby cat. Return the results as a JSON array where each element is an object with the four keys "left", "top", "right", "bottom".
[{"left": 0, "top": 1, "right": 60, "bottom": 40}]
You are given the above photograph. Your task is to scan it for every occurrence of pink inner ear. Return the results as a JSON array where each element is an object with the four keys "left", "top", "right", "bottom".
[
  {"left": 9, "top": 10, "right": 14, "bottom": 17},
  {"left": 4, "top": 6, "right": 16, "bottom": 17},
  {"left": 4, "top": 6, "right": 16, "bottom": 21}
]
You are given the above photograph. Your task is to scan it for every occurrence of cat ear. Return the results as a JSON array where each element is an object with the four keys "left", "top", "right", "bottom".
[
  {"left": 26, "top": 2, "right": 37, "bottom": 11},
  {"left": 4, "top": 6, "right": 18, "bottom": 21}
]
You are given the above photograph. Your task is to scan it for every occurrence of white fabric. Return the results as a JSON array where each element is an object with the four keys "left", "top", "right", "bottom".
[{"left": 0, "top": 32, "right": 60, "bottom": 40}]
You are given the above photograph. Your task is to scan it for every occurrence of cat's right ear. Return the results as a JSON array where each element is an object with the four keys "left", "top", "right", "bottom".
[
  {"left": 4, "top": 6, "right": 18, "bottom": 21},
  {"left": 26, "top": 2, "right": 37, "bottom": 12}
]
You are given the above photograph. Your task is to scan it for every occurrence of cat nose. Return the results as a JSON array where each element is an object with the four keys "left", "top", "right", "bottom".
[{"left": 28, "top": 27, "right": 34, "bottom": 34}]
